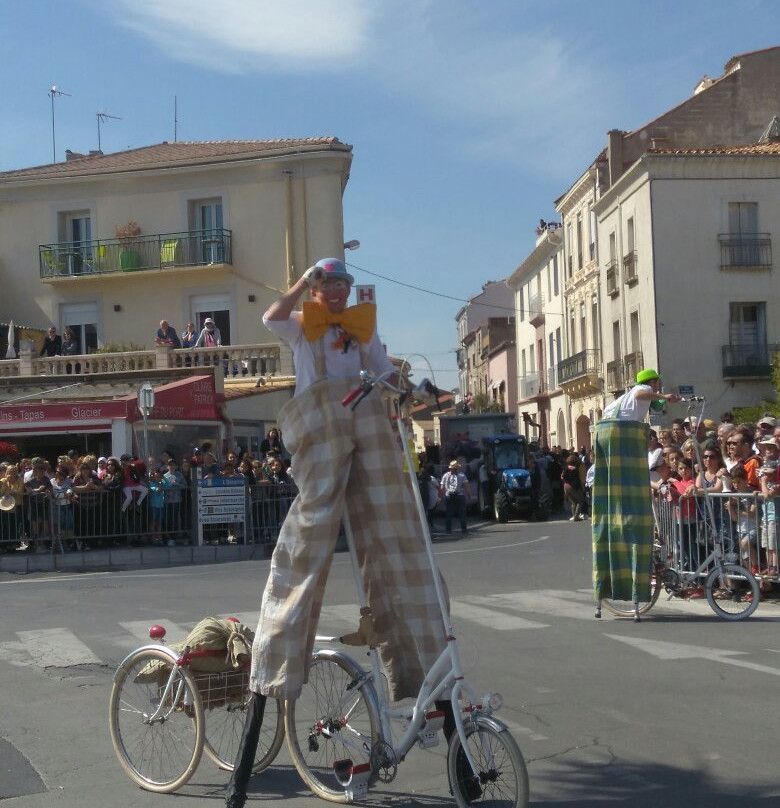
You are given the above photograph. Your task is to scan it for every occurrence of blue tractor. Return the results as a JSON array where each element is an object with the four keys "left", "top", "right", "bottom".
[{"left": 478, "top": 435, "right": 549, "bottom": 523}]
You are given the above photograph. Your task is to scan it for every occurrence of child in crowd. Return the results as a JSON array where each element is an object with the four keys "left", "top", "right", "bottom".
[
  {"left": 758, "top": 437, "right": 779, "bottom": 576},
  {"left": 668, "top": 458, "right": 699, "bottom": 578},
  {"left": 146, "top": 470, "right": 166, "bottom": 544},
  {"left": 725, "top": 465, "right": 760, "bottom": 574},
  {"left": 120, "top": 454, "right": 148, "bottom": 512}
]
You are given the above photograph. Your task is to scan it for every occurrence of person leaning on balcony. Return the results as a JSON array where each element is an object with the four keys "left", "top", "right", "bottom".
[
  {"left": 39, "top": 326, "right": 62, "bottom": 357},
  {"left": 195, "top": 317, "right": 222, "bottom": 348},
  {"left": 60, "top": 329, "right": 79, "bottom": 356},
  {"left": 180, "top": 321, "right": 197, "bottom": 348},
  {"left": 224, "top": 258, "right": 449, "bottom": 808},
  {"left": 154, "top": 320, "right": 181, "bottom": 348},
  {"left": 592, "top": 368, "right": 681, "bottom": 620}
]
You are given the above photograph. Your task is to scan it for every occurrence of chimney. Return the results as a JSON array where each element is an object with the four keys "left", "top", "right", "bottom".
[{"left": 65, "top": 149, "right": 86, "bottom": 161}]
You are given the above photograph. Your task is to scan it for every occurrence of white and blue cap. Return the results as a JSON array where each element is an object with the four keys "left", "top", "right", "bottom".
[{"left": 314, "top": 257, "right": 354, "bottom": 285}]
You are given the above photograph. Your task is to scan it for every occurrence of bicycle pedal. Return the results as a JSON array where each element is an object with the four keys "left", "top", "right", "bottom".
[
  {"left": 417, "top": 710, "right": 445, "bottom": 748},
  {"left": 333, "top": 759, "right": 372, "bottom": 801}
]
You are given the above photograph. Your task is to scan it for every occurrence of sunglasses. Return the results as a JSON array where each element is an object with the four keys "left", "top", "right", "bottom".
[{"left": 703, "top": 454, "right": 718, "bottom": 459}]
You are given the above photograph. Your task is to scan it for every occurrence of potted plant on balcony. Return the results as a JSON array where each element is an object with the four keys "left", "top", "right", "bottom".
[{"left": 115, "top": 221, "right": 142, "bottom": 271}]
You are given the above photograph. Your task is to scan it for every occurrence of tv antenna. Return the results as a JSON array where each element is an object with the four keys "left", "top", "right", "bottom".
[
  {"left": 96, "top": 110, "right": 121, "bottom": 152},
  {"left": 48, "top": 86, "right": 71, "bottom": 163}
]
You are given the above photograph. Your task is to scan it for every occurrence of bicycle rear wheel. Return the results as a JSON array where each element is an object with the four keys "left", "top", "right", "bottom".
[
  {"left": 285, "top": 649, "right": 381, "bottom": 802},
  {"left": 706, "top": 563, "right": 760, "bottom": 621},
  {"left": 447, "top": 714, "right": 529, "bottom": 808},
  {"left": 109, "top": 646, "right": 204, "bottom": 793},
  {"left": 602, "top": 560, "right": 662, "bottom": 618},
  {"left": 199, "top": 668, "right": 285, "bottom": 772}
]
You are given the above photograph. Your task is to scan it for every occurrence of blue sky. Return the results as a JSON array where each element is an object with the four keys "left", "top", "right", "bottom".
[{"left": 2, "top": 1, "right": 778, "bottom": 390}]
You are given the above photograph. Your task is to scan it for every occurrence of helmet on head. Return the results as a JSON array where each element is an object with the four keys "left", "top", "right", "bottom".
[
  {"left": 314, "top": 257, "right": 354, "bottom": 286},
  {"left": 636, "top": 368, "right": 660, "bottom": 385}
]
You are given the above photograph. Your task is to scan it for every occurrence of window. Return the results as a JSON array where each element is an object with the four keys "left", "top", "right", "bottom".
[
  {"left": 192, "top": 293, "right": 232, "bottom": 344},
  {"left": 552, "top": 254, "right": 559, "bottom": 297},
  {"left": 630, "top": 311, "right": 640, "bottom": 351},
  {"left": 519, "top": 287, "right": 525, "bottom": 322},
  {"left": 722, "top": 202, "right": 769, "bottom": 268},
  {"left": 61, "top": 302, "right": 98, "bottom": 353},
  {"left": 579, "top": 302, "right": 587, "bottom": 352},
  {"left": 612, "top": 320, "right": 621, "bottom": 362},
  {"left": 576, "top": 214, "right": 583, "bottom": 270},
  {"left": 521, "top": 349, "right": 526, "bottom": 377},
  {"left": 189, "top": 197, "right": 225, "bottom": 263},
  {"left": 59, "top": 210, "right": 93, "bottom": 273},
  {"left": 729, "top": 302, "right": 765, "bottom": 348},
  {"left": 591, "top": 294, "right": 600, "bottom": 352},
  {"left": 729, "top": 202, "right": 758, "bottom": 237}
]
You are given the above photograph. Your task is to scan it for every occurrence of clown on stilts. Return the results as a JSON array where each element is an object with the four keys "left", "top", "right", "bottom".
[
  {"left": 591, "top": 368, "right": 681, "bottom": 622},
  {"left": 225, "top": 258, "right": 450, "bottom": 807}
]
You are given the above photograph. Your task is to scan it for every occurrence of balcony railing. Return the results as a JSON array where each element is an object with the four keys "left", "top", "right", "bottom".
[
  {"left": 721, "top": 343, "right": 779, "bottom": 379},
  {"left": 528, "top": 291, "right": 544, "bottom": 325},
  {"left": 520, "top": 374, "right": 540, "bottom": 398},
  {"left": 606, "top": 359, "right": 624, "bottom": 392},
  {"left": 623, "top": 250, "right": 638, "bottom": 285},
  {"left": 39, "top": 229, "right": 233, "bottom": 279},
  {"left": 623, "top": 350, "right": 643, "bottom": 385},
  {"left": 0, "top": 343, "right": 289, "bottom": 380},
  {"left": 557, "top": 349, "right": 600, "bottom": 385},
  {"left": 718, "top": 233, "right": 772, "bottom": 271},
  {"left": 605, "top": 259, "right": 619, "bottom": 296}
]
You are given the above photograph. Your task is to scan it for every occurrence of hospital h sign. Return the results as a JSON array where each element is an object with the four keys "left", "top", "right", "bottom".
[{"left": 354, "top": 285, "right": 376, "bottom": 304}]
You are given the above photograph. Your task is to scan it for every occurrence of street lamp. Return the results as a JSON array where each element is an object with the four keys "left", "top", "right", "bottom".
[
  {"left": 138, "top": 382, "right": 155, "bottom": 465},
  {"left": 343, "top": 239, "right": 360, "bottom": 251}
]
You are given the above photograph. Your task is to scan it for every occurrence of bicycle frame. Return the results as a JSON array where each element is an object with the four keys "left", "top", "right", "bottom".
[{"left": 321, "top": 371, "right": 499, "bottom": 778}]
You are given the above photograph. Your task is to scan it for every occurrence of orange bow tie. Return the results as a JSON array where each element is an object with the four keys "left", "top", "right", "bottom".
[{"left": 301, "top": 302, "right": 376, "bottom": 344}]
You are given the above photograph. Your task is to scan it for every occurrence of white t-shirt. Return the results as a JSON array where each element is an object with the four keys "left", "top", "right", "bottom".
[
  {"left": 263, "top": 310, "right": 394, "bottom": 396},
  {"left": 602, "top": 384, "right": 653, "bottom": 422}
]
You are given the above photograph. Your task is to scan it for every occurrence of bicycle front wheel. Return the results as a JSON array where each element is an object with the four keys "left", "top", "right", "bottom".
[
  {"left": 285, "top": 649, "right": 381, "bottom": 802},
  {"left": 706, "top": 563, "right": 760, "bottom": 621},
  {"left": 109, "top": 646, "right": 204, "bottom": 793},
  {"left": 200, "top": 668, "right": 285, "bottom": 772},
  {"left": 447, "top": 714, "right": 529, "bottom": 808},
  {"left": 602, "top": 563, "right": 662, "bottom": 618}
]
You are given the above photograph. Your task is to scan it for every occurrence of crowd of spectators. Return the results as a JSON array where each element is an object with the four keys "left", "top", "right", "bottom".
[
  {"left": 0, "top": 429, "right": 296, "bottom": 554},
  {"left": 648, "top": 411, "right": 780, "bottom": 591}
]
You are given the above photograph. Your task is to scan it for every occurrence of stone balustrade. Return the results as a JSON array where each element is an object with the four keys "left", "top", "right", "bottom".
[{"left": 0, "top": 343, "right": 292, "bottom": 380}]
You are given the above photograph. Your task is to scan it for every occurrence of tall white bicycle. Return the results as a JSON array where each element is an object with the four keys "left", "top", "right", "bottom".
[{"left": 282, "top": 370, "right": 529, "bottom": 807}]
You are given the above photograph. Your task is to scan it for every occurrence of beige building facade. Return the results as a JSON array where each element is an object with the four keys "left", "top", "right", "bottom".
[{"left": 508, "top": 225, "right": 567, "bottom": 447}]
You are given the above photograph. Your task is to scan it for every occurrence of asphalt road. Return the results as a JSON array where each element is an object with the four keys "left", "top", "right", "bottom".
[{"left": 1, "top": 516, "right": 780, "bottom": 807}]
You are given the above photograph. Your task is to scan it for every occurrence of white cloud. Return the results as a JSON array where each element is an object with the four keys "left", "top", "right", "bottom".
[{"left": 110, "top": 0, "right": 377, "bottom": 73}]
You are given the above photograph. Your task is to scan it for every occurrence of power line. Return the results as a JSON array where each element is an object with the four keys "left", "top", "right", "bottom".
[{"left": 345, "top": 260, "right": 563, "bottom": 318}]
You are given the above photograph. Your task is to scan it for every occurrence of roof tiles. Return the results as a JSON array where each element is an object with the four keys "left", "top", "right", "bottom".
[{"left": 0, "top": 138, "right": 352, "bottom": 182}]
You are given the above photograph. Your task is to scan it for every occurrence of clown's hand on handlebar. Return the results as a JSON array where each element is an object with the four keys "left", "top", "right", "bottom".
[{"left": 302, "top": 264, "right": 326, "bottom": 289}]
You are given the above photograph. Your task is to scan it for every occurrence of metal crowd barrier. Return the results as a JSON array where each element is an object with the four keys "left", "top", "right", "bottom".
[
  {"left": 0, "top": 481, "right": 298, "bottom": 555},
  {"left": 653, "top": 489, "right": 776, "bottom": 580}
]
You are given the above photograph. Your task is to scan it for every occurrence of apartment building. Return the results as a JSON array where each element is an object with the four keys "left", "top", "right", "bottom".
[
  {"left": 508, "top": 224, "right": 566, "bottom": 447},
  {"left": 0, "top": 138, "right": 353, "bottom": 458},
  {"left": 455, "top": 280, "right": 514, "bottom": 400}
]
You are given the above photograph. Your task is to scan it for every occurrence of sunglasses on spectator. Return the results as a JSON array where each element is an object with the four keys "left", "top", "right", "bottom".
[{"left": 703, "top": 454, "right": 718, "bottom": 459}]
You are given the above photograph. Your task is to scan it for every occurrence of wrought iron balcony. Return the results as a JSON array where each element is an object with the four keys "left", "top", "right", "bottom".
[
  {"left": 606, "top": 359, "right": 624, "bottom": 392},
  {"left": 39, "top": 229, "right": 233, "bottom": 279},
  {"left": 558, "top": 349, "right": 600, "bottom": 385},
  {"left": 605, "top": 259, "right": 619, "bottom": 296},
  {"left": 623, "top": 350, "right": 643, "bottom": 384},
  {"left": 721, "top": 343, "right": 779, "bottom": 379},
  {"left": 718, "top": 233, "right": 772, "bottom": 271},
  {"left": 622, "top": 251, "right": 638, "bottom": 285}
]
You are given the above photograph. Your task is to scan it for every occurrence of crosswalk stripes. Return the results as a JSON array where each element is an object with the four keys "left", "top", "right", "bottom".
[
  {"left": 0, "top": 589, "right": 718, "bottom": 674},
  {"left": 16, "top": 628, "right": 102, "bottom": 668}
]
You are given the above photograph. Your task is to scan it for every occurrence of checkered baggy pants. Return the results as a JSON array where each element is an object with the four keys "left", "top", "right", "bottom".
[{"left": 249, "top": 376, "right": 448, "bottom": 701}]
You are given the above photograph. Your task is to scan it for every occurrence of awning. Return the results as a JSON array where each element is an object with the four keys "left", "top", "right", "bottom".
[{"left": 0, "top": 399, "right": 128, "bottom": 433}]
